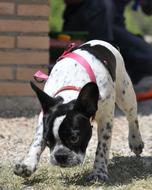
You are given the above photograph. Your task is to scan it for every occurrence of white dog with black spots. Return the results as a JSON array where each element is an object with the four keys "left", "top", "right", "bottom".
[{"left": 14, "top": 40, "right": 144, "bottom": 182}]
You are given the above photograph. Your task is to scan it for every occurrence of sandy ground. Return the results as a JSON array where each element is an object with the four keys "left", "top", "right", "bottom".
[{"left": 0, "top": 77, "right": 152, "bottom": 167}]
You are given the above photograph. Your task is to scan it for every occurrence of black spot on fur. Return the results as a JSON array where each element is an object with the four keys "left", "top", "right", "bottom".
[
  {"left": 101, "top": 164, "right": 105, "bottom": 169},
  {"left": 97, "top": 168, "right": 105, "bottom": 174},
  {"left": 132, "top": 134, "right": 136, "bottom": 139},
  {"left": 33, "top": 142, "right": 41, "bottom": 147},
  {"left": 105, "top": 159, "right": 108, "bottom": 164},
  {"left": 103, "top": 148, "right": 107, "bottom": 154},
  {"left": 122, "top": 90, "right": 126, "bottom": 94},
  {"left": 96, "top": 150, "right": 99, "bottom": 156},
  {"left": 106, "top": 123, "right": 112, "bottom": 131},
  {"left": 103, "top": 143, "right": 106, "bottom": 148},
  {"left": 79, "top": 44, "right": 116, "bottom": 81},
  {"left": 135, "top": 120, "right": 139, "bottom": 129},
  {"left": 103, "top": 134, "right": 110, "bottom": 140}
]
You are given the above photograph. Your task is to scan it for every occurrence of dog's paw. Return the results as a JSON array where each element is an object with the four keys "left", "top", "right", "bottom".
[
  {"left": 129, "top": 134, "right": 144, "bottom": 156},
  {"left": 14, "top": 162, "right": 36, "bottom": 178},
  {"left": 86, "top": 170, "right": 109, "bottom": 182}
]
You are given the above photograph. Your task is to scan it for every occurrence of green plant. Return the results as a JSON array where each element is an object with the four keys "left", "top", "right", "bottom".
[{"left": 49, "top": 0, "right": 65, "bottom": 31}]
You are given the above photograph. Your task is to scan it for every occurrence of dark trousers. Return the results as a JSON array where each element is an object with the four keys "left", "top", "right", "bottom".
[
  {"left": 114, "top": 27, "right": 152, "bottom": 84},
  {"left": 63, "top": 0, "right": 115, "bottom": 41},
  {"left": 63, "top": 0, "right": 152, "bottom": 84}
]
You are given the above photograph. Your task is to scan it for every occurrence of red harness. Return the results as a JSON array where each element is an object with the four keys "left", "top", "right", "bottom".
[
  {"left": 34, "top": 43, "right": 152, "bottom": 101},
  {"left": 34, "top": 43, "right": 96, "bottom": 97}
]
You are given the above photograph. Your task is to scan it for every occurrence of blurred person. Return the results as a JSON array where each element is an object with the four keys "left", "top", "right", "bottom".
[{"left": 63, "top": 0, "right": 152, "bottom": 84}]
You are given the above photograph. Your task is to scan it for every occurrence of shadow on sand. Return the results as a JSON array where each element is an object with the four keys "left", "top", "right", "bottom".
[{"left": 60, "top": 156, "right": 152, "bottom": 187}]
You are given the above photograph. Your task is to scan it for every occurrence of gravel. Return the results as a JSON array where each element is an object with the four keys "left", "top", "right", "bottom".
[{"left": 0, "top": 77, "right": 152, "bottom": 166}]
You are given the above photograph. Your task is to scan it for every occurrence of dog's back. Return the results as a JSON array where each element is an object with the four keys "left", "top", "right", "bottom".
[{"left": 44, "top": 40, "right": 124, "bottom": 102}]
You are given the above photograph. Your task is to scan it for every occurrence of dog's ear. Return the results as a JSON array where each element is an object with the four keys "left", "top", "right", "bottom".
[
  {"left": 74, "top": 82, "right": 99, "bottom": 118},
  {"left": 30, "top": 81, "right": 63, "bottom": 113}
]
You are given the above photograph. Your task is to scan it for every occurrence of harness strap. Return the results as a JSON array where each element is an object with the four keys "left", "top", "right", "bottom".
[
  {"left": 34, "top": 70, "right": 49, "bottom": 82},
  {"left": 53, "top": 86, "right": 81, "bottom": 97},
  {"left": 34, "top": 42, "right": 96, "bottom": 96},
  {"left": 60, "top": 52, "right": 96, "bottom": 83}
]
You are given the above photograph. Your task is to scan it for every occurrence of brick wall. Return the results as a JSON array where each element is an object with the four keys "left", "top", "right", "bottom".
[{"left": 0, "top": 0, "right": 49, "bottom": 96}]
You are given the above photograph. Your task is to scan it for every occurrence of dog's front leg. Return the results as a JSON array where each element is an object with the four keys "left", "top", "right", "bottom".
[
  {"left": 87, "top": 98, "right": 115, "bottom": 182},
  {"left": 14, "top": 112, "right": 46, "bottom": 177}
]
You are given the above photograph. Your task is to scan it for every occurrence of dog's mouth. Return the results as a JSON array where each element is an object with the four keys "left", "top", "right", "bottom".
[
  {"left": 50, "top": 152, "right": 85, "bottom": 167},
  {"left": 51, "top": 156, "right": 83, "bottom": 167}
]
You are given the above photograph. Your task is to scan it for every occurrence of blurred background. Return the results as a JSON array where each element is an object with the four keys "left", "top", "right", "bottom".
[{"left": 49, "top": 0, "right": 152, "bottom": 36}]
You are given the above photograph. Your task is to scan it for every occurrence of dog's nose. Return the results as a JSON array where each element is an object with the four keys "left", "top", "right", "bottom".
[{"left": 55, "top": 153, "right": 68, "bottom": 164}]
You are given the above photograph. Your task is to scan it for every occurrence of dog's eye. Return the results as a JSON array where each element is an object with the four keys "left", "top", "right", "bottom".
[{"left": 70, "top": 135, "right": 80, "bottom": 144}]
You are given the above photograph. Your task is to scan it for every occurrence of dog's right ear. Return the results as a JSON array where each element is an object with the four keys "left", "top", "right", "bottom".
[
  {"left": 74, "top": 82, "right": 99, "bottom": 118},
  {"left": 30, "top": 81, "right": 63, "bottom": 113}
]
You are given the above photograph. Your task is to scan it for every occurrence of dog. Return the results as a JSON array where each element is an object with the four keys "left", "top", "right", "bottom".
[{"left": 14, "top": 40, "right": 144, "bottom": 181}]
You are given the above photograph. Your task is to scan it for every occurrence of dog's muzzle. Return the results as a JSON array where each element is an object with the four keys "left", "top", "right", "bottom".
[
  {"left": 50, "top": 146, "right": 85, "bottom": 167},
  {"left": 54, "top": 148, "right": 70, "bottom": 166}
]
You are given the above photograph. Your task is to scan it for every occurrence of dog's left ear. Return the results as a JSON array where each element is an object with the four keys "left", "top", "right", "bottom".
[
  {"left": 74, "top": 82, "right": 99, "bottom": 118},
  {"left": 30, "top": 81, "right": 63, "bottom": 113}
]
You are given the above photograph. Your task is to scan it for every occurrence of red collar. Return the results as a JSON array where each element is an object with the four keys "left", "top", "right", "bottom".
[{"left": 53, "top": 85, "right": 81, "bottom": 97}]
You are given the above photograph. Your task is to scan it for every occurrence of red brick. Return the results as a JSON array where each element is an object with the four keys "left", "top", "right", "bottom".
[
  {"left": 0, "top": 67, "right": 13, "bottom": 80},
  {"left": 0, "top": 20, "right": 48, "bottom": 33},
  {"left": 16, "top": 67, "right": 48, "bottom": 81},
  {"left": 0, "top": 36, "right": 15, "bottom": 48},
  {"left": 17, "top": 36, "right": 49, "bottom": 49},
  {"left": 17, "top": 4, "right": 49, "bottom": 17},
  {"left": 0, "top": 2, "right": 15, "bottom": 15},
  {"left": 0, "top": 51, "right": 49, "bottom": 65},
  {"left": 16, "top": 0, "right": 48, "bottom": 3},
  {"left": 0, "top": 82, "right": 34, "bottom": 96}
]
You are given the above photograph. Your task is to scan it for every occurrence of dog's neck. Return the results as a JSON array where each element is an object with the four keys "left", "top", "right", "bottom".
[
  {"left": 54, "top": 88, "right": 80, "bottom": 104},
  {"left": 53, "top": 86, "right": 81, "bottom": 98}
]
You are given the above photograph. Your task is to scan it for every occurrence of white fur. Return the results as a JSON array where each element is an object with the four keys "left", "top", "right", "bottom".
[{"left": 53, "top": 116, "right": 65, "bottom": 141}]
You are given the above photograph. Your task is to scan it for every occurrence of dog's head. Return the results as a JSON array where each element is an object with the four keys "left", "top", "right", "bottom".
[{"left": 31, "top": 82, "right": 99, "bottom": 167}]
